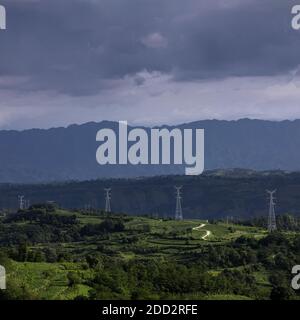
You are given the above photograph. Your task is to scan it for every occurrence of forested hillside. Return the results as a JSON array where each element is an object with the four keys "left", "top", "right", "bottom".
[
  {"left": 1, "top": 170, "right": 300, "bottom": 219},
  {"left": 1, "top": 204, "right": 300, "bottom": 300}
]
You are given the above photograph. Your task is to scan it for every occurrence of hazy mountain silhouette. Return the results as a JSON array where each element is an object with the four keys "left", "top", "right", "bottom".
[{"left": 1, "top": 119, "right": 300, "bottom": 183}]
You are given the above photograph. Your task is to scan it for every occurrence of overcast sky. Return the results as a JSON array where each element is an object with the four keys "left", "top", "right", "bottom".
[{"left": 0, "top": 0, "right": 300, "bottom": 129}]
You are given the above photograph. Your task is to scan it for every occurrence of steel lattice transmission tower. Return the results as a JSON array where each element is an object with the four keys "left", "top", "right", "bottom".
[
  {"left": 18, "top": 195, "right": 25, "bottom": 210},
  {"left": 267, "top": 190, "right": 277, "bottom": 232},
  {"left": 25, "top": 199, "right": 30, "bottom": 209},
  {"left": 175, "top": 186, "right": 183, "bottom": 220},
  {"left": 104, "top": 188, "right": 111, "bottom": 213}
]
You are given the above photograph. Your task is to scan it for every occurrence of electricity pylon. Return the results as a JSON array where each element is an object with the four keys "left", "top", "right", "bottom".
[
  {"left": 267, "top": 190, "right": 277, "bottom": 232},
  {"left": 18, "top": 195, "right": 25, "bottom": 210},
  {"left": 104, "top": 188, "right": 111, "bottom": 213},
  {"left": 175, "top": 186, "right": 183, "bottom": 220}
]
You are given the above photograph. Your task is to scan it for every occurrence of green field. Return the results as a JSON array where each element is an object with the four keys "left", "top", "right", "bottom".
[
  {"left": 1, "top": 206, "right": 299, "bottom": 300},
  {"left": 25, "top": 215, "right": 266, "bottom": 262}
]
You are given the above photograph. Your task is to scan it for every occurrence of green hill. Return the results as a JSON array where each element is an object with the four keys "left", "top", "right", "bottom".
[{"left": 1, "top": 205, "right": 299, "bottom": 300}]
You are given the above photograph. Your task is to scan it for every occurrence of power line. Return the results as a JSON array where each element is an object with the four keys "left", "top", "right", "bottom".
[
  {"left": 267, "top": 189, "right": 277, "bottom": 232},
  {"left": 25, "top": 199, "right": 30, "bottom": 209},
  {"left": 18, "top": 195, "right": 25, "bottom": 210},
  {"left": 175, "top": 186, "right": 183, "bottom": 221},
  {"left": 104, "top": 188, "right": 111, "bottom": 213},
  {"left": 18, "top": 196, "right": 30, "bottom": 210}
]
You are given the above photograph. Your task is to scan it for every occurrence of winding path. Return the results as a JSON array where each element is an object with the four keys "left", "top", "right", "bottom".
[{"left": 192, "top": 223, "right": 212, "bottom": 240}]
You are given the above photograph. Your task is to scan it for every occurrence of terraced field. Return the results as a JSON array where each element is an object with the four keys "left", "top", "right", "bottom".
[{"left": 3, "top": 207, "right": 297, "bottom": 300}]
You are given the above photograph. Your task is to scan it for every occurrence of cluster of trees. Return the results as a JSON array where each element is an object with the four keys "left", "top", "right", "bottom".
[
  {"left": 85, "top": 259, "right": 258, "bottom": 300},
  {"left": 0, "top": 220, "right": 81, "bottom": 245},
  {"left": 0, "top": 206, "right": 126, "bottom": 246},
  {"left": 238, "top": 214, "right": 300, "bottom": 231},
  {"left": 83, "top": 233, "right": 300, "bottom": 300},
  {"left": 7, "top": 244, "right": 73, "bottom": 263},
  {"left": 80, "top": 219, "right": 125, "bottom": 237},
  {"left": 5, "top": 210, "right": 77, "bottom": 226}
]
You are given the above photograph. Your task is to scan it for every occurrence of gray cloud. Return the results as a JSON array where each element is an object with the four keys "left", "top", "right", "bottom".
[
  {"left": 141, "top": 33, "right": 168, "bottom": 49},
  {"left": 0, "top": 0, "right": 300, "bottom": 129},
  {"left": 0, "top": 0, "right": 299, "bottom": 95}
]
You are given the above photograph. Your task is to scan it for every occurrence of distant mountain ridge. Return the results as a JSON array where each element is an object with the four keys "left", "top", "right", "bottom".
[
  {"left": 1, "top": 119, "right": 300, "bottom": 183},
  {"left": 1, "top": 170, "right": 300, "bottom": 219}
]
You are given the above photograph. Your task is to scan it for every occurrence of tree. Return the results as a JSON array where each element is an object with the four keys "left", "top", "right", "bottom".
[
  {"left": 67, "top": 272, "right": 81, "bottom": 287},
  {"left": 17, "top": 243, "right": 28, "bottom": 262}
]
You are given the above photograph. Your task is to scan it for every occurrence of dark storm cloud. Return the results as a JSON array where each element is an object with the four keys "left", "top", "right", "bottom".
[{"left": 0, "top": 0, "right": 299, "bottom": 96}]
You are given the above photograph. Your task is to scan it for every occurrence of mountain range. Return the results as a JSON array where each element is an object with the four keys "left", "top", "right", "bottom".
[{"left": 1, "top": 119, "right": 300, "bottom": 183}]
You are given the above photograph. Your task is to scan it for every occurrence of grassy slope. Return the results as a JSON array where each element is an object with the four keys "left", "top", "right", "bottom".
[
  {"left": 7, "top": 261, "right": 93, "bottom": 300},
  {"left": 5, "top": 211, "right": 272, "bottom": 300}
]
